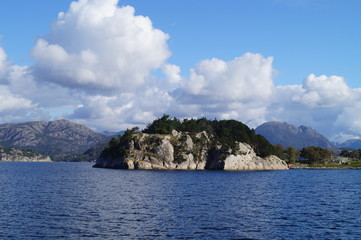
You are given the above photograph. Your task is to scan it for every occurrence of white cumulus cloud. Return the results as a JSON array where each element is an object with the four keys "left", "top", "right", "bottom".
[
  {"left": 0, "top": 86, "right": 34, "bottom": 112},
  {"left": 31, "top": 0, "right": 170, "bottom": 93},
  {"left": 67, "top": 87, "right": 173, "bottom": 131},
  {"left": 0, "top": 48, "right": 37, "bottom": 122},
  {"left": 335, "top": 103, "right": 361, "bottom": 136},
  {"left": 0, "top": 48, "right": 10, "bottom": 82},
  {"left": 181, "top": 53, "right": 274, "bottom": 101},
  {"left": 163, "top": 64, "right": 182, "bottom": 84},
  {"left": 293, "top": 74, "right": 353, "bottom": 107},
  {"left": 171, "top": 53, "right": 275, "bottom": 127},
  {"left": 0, "top": 83, "right": 49, "bottom": 124}
]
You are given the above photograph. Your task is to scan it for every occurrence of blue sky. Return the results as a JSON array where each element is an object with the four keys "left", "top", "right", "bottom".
[
  {"left": 1, "top": 0, "right": 360, "bottom": 86},
  {"left": 129, "top": 0, "right": 361, "bottom": 87},
  {"left": 0, "top": 0, "right": 360, "bottom": 142}
]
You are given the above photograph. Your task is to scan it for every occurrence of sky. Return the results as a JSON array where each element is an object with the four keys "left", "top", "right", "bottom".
[{"left": 0, "top": 0, "right": 360, "bottom": 142}]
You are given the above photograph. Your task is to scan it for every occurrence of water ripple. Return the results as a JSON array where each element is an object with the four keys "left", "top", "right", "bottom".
[{"left": 1, "top": 163, "right": 361, "bottom": 239}]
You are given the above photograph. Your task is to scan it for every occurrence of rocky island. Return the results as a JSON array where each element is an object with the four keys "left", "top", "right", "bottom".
[
  {"left": 0, "top": 145, "right": 51, "bottom": 162},
  {"left": 94, "top": 116, "right": 288, "bottom": 171}
]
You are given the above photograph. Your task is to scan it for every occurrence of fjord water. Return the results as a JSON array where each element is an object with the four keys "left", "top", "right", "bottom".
[{"left": 1, "top": 163, "right": 361, "bottom": 239}]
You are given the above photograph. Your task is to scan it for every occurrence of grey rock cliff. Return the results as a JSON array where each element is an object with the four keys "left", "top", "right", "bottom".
[{"left": 94, "top": 131, "right": 288, "bottom": 171}]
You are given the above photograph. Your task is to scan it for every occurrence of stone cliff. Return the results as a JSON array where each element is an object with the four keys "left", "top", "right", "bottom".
[{"left": 94, "top": 130, "right": 288, "bottom": 171}]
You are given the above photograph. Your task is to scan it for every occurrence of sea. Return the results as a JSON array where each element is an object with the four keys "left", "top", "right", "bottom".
[{"left": 0, "top": 162, "right": 360, "bottom": 240}]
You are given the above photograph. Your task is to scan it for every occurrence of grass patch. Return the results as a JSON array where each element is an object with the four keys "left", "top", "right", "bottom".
[
  {"left": 291, "top": 161, "right": 361, "bottom": 169},
  {"left": 318, "top": 161, "right": 361, "bottom": 168},
  {"left": 348, "top": 161, "right": 361, "bottom": 168}
]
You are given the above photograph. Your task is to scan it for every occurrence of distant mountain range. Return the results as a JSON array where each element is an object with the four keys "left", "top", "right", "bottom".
[
  {"left": 0, "top": 119, "right": 108, "bottom": 159},
  {"left": 337, "top": 139, "right": 361, "bottom": 150},
  {"left": 255, "top": 121, "right": 334, "bottom": 149},
  {"left": 101, "top": 130, "right": 125, "bottom": 136},
  {"left": 1, "top": 119, "right": 360, "bottom": 162}
]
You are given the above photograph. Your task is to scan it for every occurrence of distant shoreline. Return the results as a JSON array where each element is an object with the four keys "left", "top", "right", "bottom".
[{"left": 290, "top": 166, "right": 361, "bottom": 170}]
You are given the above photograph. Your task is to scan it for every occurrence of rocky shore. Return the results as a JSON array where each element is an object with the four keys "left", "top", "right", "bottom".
[
  {"left": 94, "top": 130, "right": 288, "bottom": 171},
  {"left": 0, "top": 146, "right": 52, "bottom": 162}
]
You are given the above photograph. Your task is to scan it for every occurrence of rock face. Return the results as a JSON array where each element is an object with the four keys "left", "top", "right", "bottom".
[
  {"left": 94, "top": 131, "right": 288, "bottom": 171},
  {"left": 255, "top": 121, "right": 334, "bottom": 149},
  {"left": 0, "top": 145, "right": 51, "bottom": 162},
  {"left": 0, "top": 119, "right": 108, "bottom": 158}
]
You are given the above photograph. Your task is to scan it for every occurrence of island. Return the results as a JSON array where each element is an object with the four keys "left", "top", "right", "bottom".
[
  {"left": 0, "top": 145, "right": 51, "bottom": 162},
  {"left": 93, "top": 115, "right": 288, "bottom": 171}
]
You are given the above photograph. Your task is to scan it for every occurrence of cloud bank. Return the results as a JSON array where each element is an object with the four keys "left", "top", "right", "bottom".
[{"left": 1, "top": 0, "right": 361, "bottom": 143}]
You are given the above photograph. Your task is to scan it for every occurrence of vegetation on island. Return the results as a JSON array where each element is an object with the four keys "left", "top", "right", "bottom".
[
  {"left": 300, "top": 146, "right": 333, "bottom": 165},
  {"left": 339, "top": 149, "right": 361, "bottom": 160},
  {"left": 101, "top": 115, "right": 278, "bottom": 159},
  {"left": 307, "top": 161, "right": 361, "bottom": 169},
  {"left": 272, "top": 144, "right": 339, "bottom": 165},
  {"left": 273, "top": 144, "right": 361, "bottom": 168},
  {"left": 142, "top": 115, "right": 276, "bottom": 157},
  {"left": 100, "top": 127, "right": 139, "bottom": 160}
]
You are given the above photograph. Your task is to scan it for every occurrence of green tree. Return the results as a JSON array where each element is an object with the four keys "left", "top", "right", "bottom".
[
  {"left": 100, "top": 127, "right": 139, "bottom": 158},
  {"left": 274, "top": 144, "right": 286, "bottom": 160},
  {"left": 300, "top": 146, "right": 332, "bottom": 164},
  {"left": 349, "top": 150, "right": 360, "bottom": 159},
  {"left": 108, "top": 137, "right": 120, "bottom": 148},
  {"left": 340, "top": 149, "right": 350, "bottom": 157},
  {"left": 339, "top": 149, "right": 361, "bottom": 160},
  {"left": 286, "top": 146, "right": 299, "bottom": 164},
  {"left": 143, "top": 114, "right": 181, "bottom": 134}
]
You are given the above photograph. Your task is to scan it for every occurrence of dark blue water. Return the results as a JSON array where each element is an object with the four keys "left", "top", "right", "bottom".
[{"left": 1, "top": 163, "right": 361, "bottom": 239}]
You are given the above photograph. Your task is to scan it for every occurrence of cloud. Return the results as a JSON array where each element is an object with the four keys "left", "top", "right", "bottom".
[
  {"left": 292, "top": 74, "right": 353, "bottom": 107},
  {"left": 0, "top": 84, "right": 50, "bottom": 123},
  {"left": 162, "top": 64, "right": 182, "bottom": 85},
  {"left": 3, "top": 2, "right": 279, "bottom": 131},
  {"left": 332, "top": 133, "right": 361, "bottom": 144},
  {"left": 171, "top": 53, "right": 275, "bottom": 127},
  {"left": 0, "top": 48, "right": 39, "bottom": 122},
  {"left": 0, "top": 86, "right": 34, "bottom": 112},
  {"left": 181, "top": 53, "right": 274, "bottom": 101},
  {"left": 0, "top": 47, "right": 75, "bottom": 123},
  {"left": 67, "top": 87, "right": 172, "bottom": 131},
  {"left": 31, "top": 0, "right": 170, "bottom": 94},
  {"left": 3, "top": 62, "right": 82, "bottom": 115},
  {"left": 1, "top": 1, "right": 173, "bottom": 129},
  {"left": 0, "top": 48, "right": 10, "bottom": 81},
  {"left": 335, "top": 103, "right": 361, "bottom": 136},
  {"left": 267, "top": 74, "right": 361, "bottom": 141}
]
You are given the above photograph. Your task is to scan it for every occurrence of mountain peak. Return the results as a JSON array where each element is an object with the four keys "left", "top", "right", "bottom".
[
  {"left": 0, "top": 119, "right": 107, "bottom": 157},
  {"left": 255, "top": 121, "right": 333, "bottom": 149}
]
